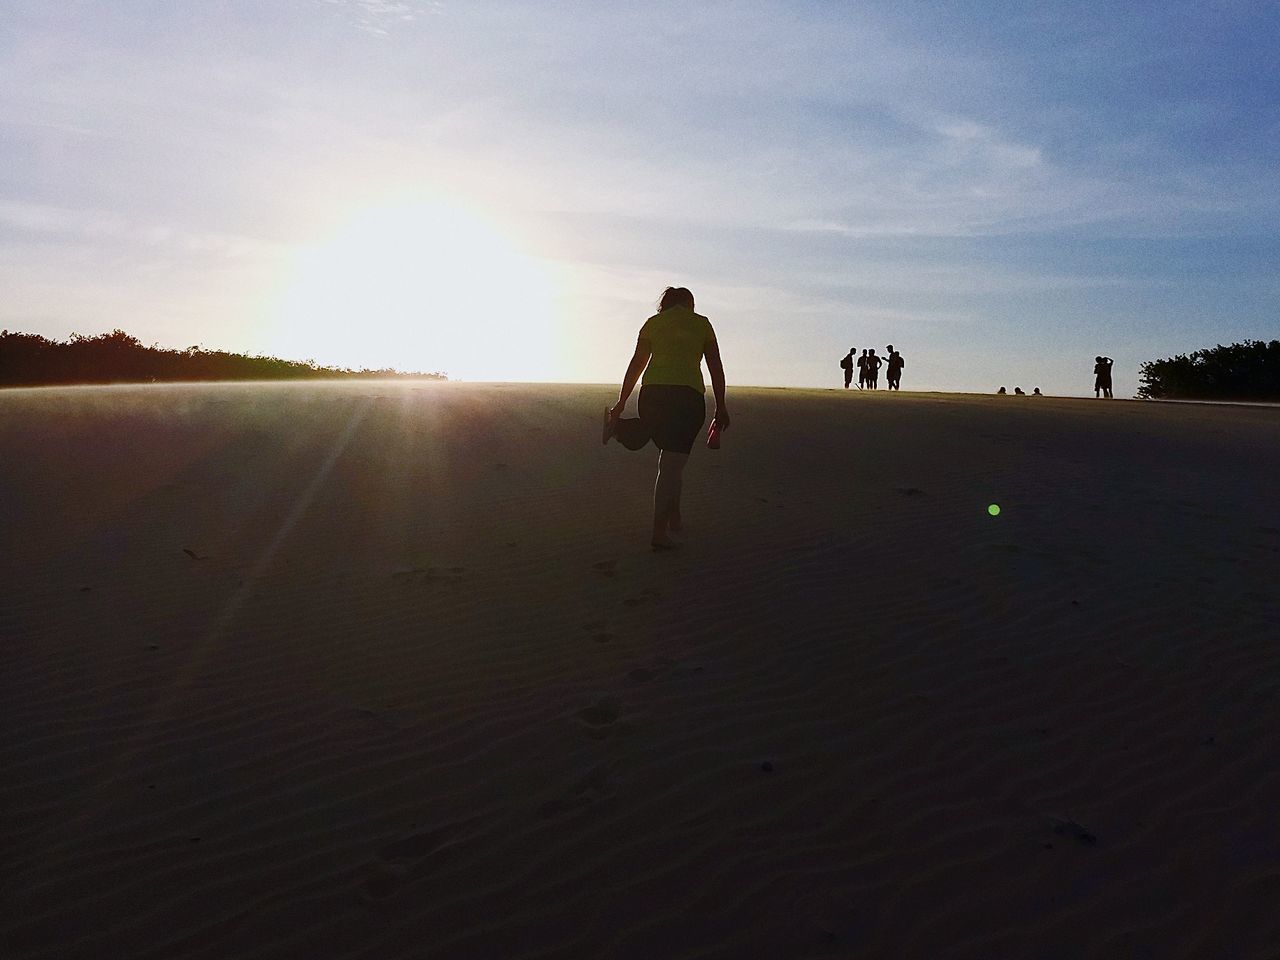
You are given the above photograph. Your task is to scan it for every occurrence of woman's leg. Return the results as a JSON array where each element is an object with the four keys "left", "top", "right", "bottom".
[{"left": 652, "top": 450, "right": 689, "bottom": 547}]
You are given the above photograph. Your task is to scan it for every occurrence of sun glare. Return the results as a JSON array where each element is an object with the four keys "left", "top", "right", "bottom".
[{"left": 269, "top": 200, "right": 558, "bottom": 380}]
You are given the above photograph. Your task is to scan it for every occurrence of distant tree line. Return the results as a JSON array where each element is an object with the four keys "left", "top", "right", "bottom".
[
  {"left": 0, "top": 329, "right": 446, "bottom": 387},
  {"left": 1137, "top": 339, "right": 1280, "bottom": 401}
]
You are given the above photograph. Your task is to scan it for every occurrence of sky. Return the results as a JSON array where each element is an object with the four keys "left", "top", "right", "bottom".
[{"left": 2, "top": 0, "right": 1278, "bottom": 394}]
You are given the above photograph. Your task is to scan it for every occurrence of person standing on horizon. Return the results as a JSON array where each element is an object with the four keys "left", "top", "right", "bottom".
[
  {"left": 1094, "top": 355, "right": 1114, "bottom": 398},
  {"left": 856, "top": 349, "right": 869, "bottom": 388},
  {"left": 602, "top": 286, "right": 728, "bottom": 550},
  {"left": 885, "top": 346, "right": 905, "bottom": 390},
  {"left": 840, "top": 347, "right": 856, "bottom": 389},
  {"left": 867, "top": 349, "right": 882, "bottom": 389}
]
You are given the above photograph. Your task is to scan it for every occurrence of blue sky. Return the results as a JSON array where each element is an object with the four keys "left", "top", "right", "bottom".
[{"left": 2, "top": 0, "right": 1277, "bottom": 393}]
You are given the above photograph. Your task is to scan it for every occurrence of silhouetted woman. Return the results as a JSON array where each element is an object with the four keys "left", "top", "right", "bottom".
[
  {"left": 1094, "top": 356, "right": 1114, "bottom": 398},
  {"left": 602, "top": 287, "right": 729, "bottom": 550}
]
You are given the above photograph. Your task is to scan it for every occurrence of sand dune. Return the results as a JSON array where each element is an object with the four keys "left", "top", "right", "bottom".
[{"left": 3, "top": 381, "right": 1279, "bottom": 959}]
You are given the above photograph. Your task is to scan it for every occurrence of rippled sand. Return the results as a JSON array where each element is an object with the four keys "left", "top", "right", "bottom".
[{"left": 3, "top": 381, "right": 1279, "bottom": 959}]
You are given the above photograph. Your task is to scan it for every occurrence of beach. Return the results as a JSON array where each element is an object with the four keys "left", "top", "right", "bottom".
[{"left": 3, "top": 380, "right": 1279, "bottom": 959}]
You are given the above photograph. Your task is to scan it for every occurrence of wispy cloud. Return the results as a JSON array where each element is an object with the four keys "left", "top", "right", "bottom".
[
  {"left": 0, "top": 202, "right": 280, "bottom": 260},
  {"left": 318, "top": 0, "right": 439, "bottom": 36}
]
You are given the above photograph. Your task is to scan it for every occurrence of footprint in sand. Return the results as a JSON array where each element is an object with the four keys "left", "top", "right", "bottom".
[
  {"left": 582, "top": 621, "right": 615, "bottom": 643},
  {"left": 623, "top": 587, "right": 661, "bottom": 607},
  {"left": 539, "top": 764, "right": 615, "bottom": 819},
  {"left": 362, "top": 825, "right": 462, "bottom": 900},
  {"left": 593, "top": 559, "right": 619, "bottom": 578},
  {"left": 391, "top": 565, "right": 465, "bottom": 584},
  {"left": 576, "top": 698, "right": 620, "bottom": 726},
  {"left": 1048, "top": 817, "right": 1097, "bottom": 846},
  {"left": 377, "top": 828, "right": 451, "bottom": 862},
  {"left": 626, "top": 656, "right": 676, "bottom": 684}
]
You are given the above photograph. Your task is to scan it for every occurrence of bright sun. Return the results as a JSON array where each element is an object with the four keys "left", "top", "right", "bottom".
[{"left": 269, "top": 200, "right": 558, "bottom": 380}]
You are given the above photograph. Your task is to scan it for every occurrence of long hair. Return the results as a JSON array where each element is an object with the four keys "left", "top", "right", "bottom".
[{"left": 658, "top": 286, "right": 695, "bottom": 312}]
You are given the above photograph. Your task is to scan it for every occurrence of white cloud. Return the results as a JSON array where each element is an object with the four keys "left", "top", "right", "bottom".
[{"left": 318, "top": 0, "right": 440, "bottom": 35}]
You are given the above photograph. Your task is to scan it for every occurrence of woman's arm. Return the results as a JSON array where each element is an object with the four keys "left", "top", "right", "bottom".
[
  {"left": 704, "top": 339, "right": 729, "bottom": 429},
  {"left": 609, "top": 339, "right": 651, "bottom": 419}
]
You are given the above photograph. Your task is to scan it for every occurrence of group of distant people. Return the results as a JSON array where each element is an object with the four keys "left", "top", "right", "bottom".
[
  {"left": 834, "top": 346, "right": 1117, "bottom": 397},
  {"left": 995, "top": 356, "right": 1115, "bottom": 398},
  {"left": 840, "top": 346, "right": 904, "bottom": 390}
]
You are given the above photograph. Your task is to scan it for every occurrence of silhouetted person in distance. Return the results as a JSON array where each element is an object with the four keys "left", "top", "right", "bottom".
[
  {"left": 840, "top": 347, "right": 855, "bottom": 389},
  {"left": 885, "top": 347, "right": 905, "bottom": 390},
  {"left": 602, "top": 286, "right": 728, "bottom": 551},
  {"left": 866, "top": 349, "right": 882, "bottom": 389},
  {"left": 997, "top": 386, "right": 1007, "bottom": 394},
  {"left": 1014, "top": 386, "right": 1025, "bottom": 395},
  {"left": 1032, "top": 386, "right": 1042, "bottom": 396},
  {"left": 1094, "top": 355, "right": 1114, "bottom": 398},
  {"left": 857, "top": 349, "right": 870, "bottom": 389}
]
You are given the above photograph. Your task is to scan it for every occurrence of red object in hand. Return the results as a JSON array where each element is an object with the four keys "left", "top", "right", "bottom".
[{"left": 706, "top": 419, "right": 721, "bottom": 449}]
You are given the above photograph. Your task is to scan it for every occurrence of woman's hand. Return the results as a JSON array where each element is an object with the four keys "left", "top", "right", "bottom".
[
  {"left": 612, "top": 340, "right": 651, "bottom": 423},
  {"left": 714, "top": 407, "right": 730, "bottom": 430}
]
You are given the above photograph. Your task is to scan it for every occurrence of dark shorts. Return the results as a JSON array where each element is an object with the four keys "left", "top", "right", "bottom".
[{"left": 639, "top": 384, "right": 706, "bottom": 454}]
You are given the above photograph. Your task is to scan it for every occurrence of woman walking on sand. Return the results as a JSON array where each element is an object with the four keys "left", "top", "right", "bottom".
[{"left": 602, "top": 287, "right": 729, "bottom": 550}]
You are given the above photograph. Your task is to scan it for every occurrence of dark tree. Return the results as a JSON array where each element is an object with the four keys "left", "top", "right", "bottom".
[
  {"left": 0, "top": 329, "right": 446, "bottom": 387},
  {"left": 1138, "top": 340, "right": 1280, "bottom": 401}
]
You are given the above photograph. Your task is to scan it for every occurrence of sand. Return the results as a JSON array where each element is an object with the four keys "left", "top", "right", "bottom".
[{"left": 2, "top": 381, "right": 1279, "bottom": 959}]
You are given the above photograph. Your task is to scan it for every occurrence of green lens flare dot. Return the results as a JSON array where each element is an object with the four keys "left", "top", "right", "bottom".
[{"left": 988, "top": 503, "right": 1001, "bottom": 516}]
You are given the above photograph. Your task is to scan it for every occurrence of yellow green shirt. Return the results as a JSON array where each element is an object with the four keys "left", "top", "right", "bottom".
[{"left": 638, "top": 306, "right": 716, "bottom": 393}]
